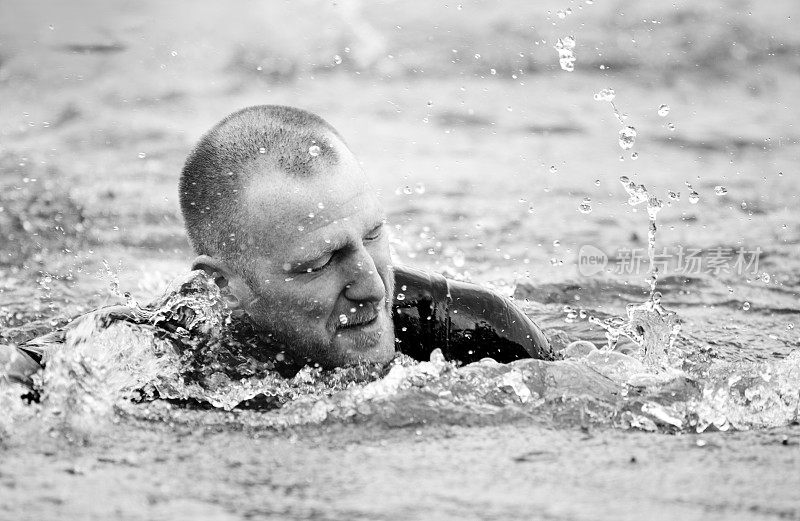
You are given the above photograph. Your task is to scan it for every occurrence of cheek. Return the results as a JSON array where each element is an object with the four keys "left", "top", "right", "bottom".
[
  {"left": 298, "top": 295, "right": 334, "bottom": 314},
  {"left": 291, "top": 281, "right": 340, "bottom": 315}
]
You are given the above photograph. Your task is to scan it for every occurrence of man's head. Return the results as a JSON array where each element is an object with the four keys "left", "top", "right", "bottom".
[{"left": 179, "top": 105, "right": 395, "bottom": 369}]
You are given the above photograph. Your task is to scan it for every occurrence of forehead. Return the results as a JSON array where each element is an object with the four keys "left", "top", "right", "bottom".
[{"left": 242, "top": 163, "right": 382, "bottom": 257}]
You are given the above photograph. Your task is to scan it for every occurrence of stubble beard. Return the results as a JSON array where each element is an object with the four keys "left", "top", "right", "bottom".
[{"left": 245, "top": 269, "right": 396, "bottom": 369}]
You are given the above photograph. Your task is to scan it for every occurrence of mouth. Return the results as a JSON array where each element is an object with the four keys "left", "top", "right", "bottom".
[
  {"left": 331, "top": 308, "right": 389, "bottom": 354},
  {"left": 335, "top": 311, "right": 380, "bottom": 331}
]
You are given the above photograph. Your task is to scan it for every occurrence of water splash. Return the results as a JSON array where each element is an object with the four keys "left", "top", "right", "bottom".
[
  {"left": 101, "top": 259, "right": 122, "bottom": 297},
  {"left": 595, "top": 89, "right": 637, "bottom": 149},
  {"left": 553, "top": 36, "right": 576, "bottom": 72},
  {"left": 4, "top": 265, "right": 799, "bottom": 436},
  {"left": 618, "top": 126, "right": 637, "bottom": 150},
  {"left": 570, "top": 176, "right": 679, "bottom": 374},
  {"left": 593, "top": 88, "right": 615, "bottom": 102},
  {"left": 645, "top": 196, "right": 665, "bottom": 295},
  {"left": 38, "top": 315, "right": 179, "bottom": 440},
  {"left": 685, "top": 182, "right": 700, "bottom": 204},
  {"left": 618, "top": 176, "right": 647, "bottom": 206},
  {"left": 619, "top": 175, "right": 668, "bottom": 295}
]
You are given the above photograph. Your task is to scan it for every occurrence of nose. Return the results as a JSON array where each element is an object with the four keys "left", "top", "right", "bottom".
[{"left": 343, "top": 247, "right": 387, "bottom": 304}]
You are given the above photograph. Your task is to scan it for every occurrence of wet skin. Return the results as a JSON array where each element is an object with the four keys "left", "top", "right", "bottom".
[{"left": 194, "top": 141, "right": 396, "bottom": 369}]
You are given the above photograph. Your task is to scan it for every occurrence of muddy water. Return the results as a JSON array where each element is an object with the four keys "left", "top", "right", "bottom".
[{"left": 2, "top": 69, "right": 799, "bottom": 516}]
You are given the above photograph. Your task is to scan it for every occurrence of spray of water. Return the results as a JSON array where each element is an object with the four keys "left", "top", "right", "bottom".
[{"left": 554, "top": 36, "right": 576, "bottom": 72}]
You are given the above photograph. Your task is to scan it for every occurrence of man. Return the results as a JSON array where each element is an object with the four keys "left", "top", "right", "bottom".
[
  {"left": 2, "top": 105, "right": 551, "bottom": 389},
  {"left": 180, "top": 105, "right": 398, "bottom": 370}
]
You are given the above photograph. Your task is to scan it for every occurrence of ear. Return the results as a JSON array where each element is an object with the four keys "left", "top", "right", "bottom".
[{"left": 191, "top": 255, "right": 252, "bottom": 310}]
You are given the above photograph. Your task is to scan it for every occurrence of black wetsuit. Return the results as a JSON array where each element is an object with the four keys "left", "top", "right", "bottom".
[
  {"left": 1, "top": 266, "right": 552, "bottom": 386},
  {"left": 392, "top": 266, "right": 552, "bottom": 364}
]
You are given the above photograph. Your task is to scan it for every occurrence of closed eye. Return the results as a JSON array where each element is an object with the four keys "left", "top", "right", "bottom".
[
  {"left": 364, "top": 223, "right": 384, "bottom": 241},
  {"left": 304, "top": 253, "right": 334, "bottom": 273}
]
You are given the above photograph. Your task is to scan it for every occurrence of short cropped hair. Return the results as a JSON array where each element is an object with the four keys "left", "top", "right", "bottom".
[{"left": 179, "top": 105, "right": 344, "bottom": 270}]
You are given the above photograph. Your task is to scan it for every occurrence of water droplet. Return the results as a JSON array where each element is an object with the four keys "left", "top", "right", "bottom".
[
  {"left": 714, "top": 185, "right": 728, "bottom": 196},
  {"left": 333, "top": 55, "right": 342, "bottom": 65},
  {"left": 667, "top": 190, "right": 680, "bottom": 201},
  {"left": 490, "top": 68, "right": 497, "bottom": 75},
  {"left": 308, "top": 145, "right": 321, "bottom": 157},
  {"left": 554, "top": 36, "right": 576, "bottom": 72},
  {"left": 426, "top": 100, "right": 433, "bottom": 107},
  {"left": 631, "top": 152, "right": 639, "bottom": 160},
  {"left": 620, "top": 177, "right": 648, "bottom": 206},
  {"left": 618, "top": 126, "right": 637, "bottom": 150},
  {"left": 258, "top": 147, "right": 266, "bottom": 154},
  {"left": 556, "top": 10, "right": 567, "bottom": 19},
  {"left": 593, "top": 88, "right": 615, "bottom": 102},
  {"left": 578, "top": 197, "right": 592, "bottom": 214},
  {"left": 657, "top": 104, "right": 670, "bottom": 117},
  {"left": 402, "top": 185, "right": 413, "bottom": 195},
  {"left": 742, "top": 302, "right": 751, "bottom": 311},
  {"left": 549, "top": 165, "right": 558, "bottom": 174},
  {"left": 761, "top": 273, "right": 771, "bottom": 283},
  {"left": 338, "top": 314, "right": 348, "bottom": 325},
  {"left": 474, "top": 53, "right": 481, "bottom": 59},
  {"left": 396, "top": 293, "right": 405, "bottom": 301},
  {"left": 137, "top": 152, "right": 146, "bottom": 159},
  {"left": 688, "top": 191, "right": 700, "bottom": 204},
  {"left": 553, "top": 239, "right": 561, "bottom": 247},
  {"left": 667, "top": 122, "right": 676, "bottom": 131},
  {"left": 594, "top": 179, "right": 601, "bottom": 187},
  {"left": 414, "top": 182, "right": 426, "bottom": 194}
]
